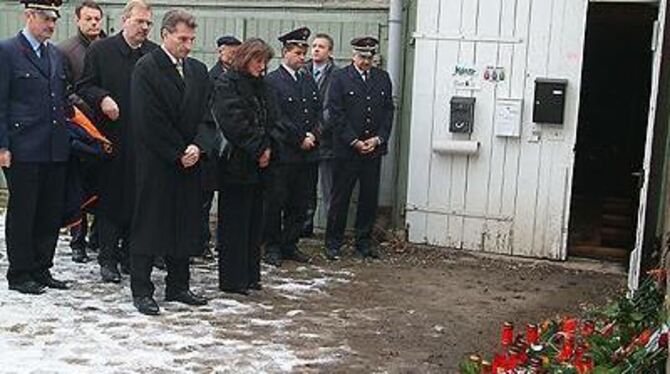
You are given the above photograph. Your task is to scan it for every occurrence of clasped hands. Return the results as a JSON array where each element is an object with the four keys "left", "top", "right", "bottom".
[{"left": 353, "top": 137, "right": 380, "bottom": 155}]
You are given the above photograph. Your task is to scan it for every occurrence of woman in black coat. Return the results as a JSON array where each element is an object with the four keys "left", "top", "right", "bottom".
[{"left": 211, "top": 38, "right": 277, "bottom": 294}]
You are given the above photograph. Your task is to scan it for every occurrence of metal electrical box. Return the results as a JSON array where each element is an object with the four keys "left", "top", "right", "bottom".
[
  {"left": 533, "top": 78, "right": 568, "bottom": 124},
  {"left": 450, "top": 96, "right": 476, "bottom": 133}
]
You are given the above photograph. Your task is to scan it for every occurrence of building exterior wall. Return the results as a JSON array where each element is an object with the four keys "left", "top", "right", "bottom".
[{"left": 406, "top": 0, "right": 589, "bottom": 259}]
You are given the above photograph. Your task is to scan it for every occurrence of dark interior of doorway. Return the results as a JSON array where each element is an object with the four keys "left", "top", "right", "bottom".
[{"left": 568, "top": 3, "right": 658, "bottom": 262}]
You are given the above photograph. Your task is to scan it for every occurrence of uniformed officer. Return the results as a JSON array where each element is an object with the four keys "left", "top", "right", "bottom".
[
  {"left": 324, "top": 36, "right": 393, "bottom": 260},
  {"left": 209, "top": 35, "right": 241, "bottom": 79},
  {"left": 0, "top": 0, "right": 72, "bottom": 294},
  {"left": 264, "top": 27, "right": 322, "bottom": 266}
]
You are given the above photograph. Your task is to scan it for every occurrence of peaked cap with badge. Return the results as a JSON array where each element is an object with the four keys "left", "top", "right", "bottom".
[
  {"left": 351, "top": 36, "right": 379, "bottom": 58},
  {"left": 19, "top": 0, "right": 62, "bottom": 18},
  {"left": 278, "top": 26, "right": 311, "bottom": 47}
]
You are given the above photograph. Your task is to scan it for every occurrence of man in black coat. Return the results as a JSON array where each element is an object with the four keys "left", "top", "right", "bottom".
[
  {"left": 196, "top": 34, "right": 240, "bottom": 261},
  {"left": 324, "top": 36, "right": 393, "bottom": 260},
  {"left": 58, "top": 0, "right": 105, "bottom": 263},
  {"left": 208, "top": 35, "right": 240, "bottom": 80},
  {"left": 77, "top": 0, "right": 157, "bottom": 283},
  {"left": 129, "top": 9, "right": 216, "bottom": 315},
  {"left": 264, "top": 27, "right": 322, "bottom": 267},
  {"left": 302, "top": 33, "right": 338, "bottom": 236},
  {"left": 0, "top": 0, "right": 71, "bottom": 294}
]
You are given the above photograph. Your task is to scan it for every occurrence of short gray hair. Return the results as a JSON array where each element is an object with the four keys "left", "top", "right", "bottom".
[
  {"left": 121, "top": 0, "right": 150, "bottom": 19},
  {"left": 161, "top": 9, "right": 197, "bottom": 35}
]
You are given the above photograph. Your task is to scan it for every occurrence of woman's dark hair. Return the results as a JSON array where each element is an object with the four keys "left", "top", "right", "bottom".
[{"left": 230, "top": 38, "right": 274, "bottom": 73}]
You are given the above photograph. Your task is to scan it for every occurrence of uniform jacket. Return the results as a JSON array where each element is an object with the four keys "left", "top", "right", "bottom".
[
  {"left": 76, "top": 32, "right": 158, "bottom": 226},
  {"left": 265, "top": 65, "right": 322, "bottom": 164},
  {"left": 327, "top": 64, "right": 393, "bottom": 160},
  {"left": 0, "top": 32, "right": 70, "bottom": 162},
  {"left": 130, "top": 47, "right": 216, "bottom": 257},
  {"left": 211, "top": 70, "right": 280, "bottom": 185}
]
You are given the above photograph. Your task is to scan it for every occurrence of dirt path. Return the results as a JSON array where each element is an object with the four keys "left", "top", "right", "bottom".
[{"left": 0, "top": 233, "right": 625, "bottom": 373}]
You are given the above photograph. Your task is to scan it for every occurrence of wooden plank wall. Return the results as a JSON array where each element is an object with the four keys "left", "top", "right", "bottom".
[{"left": 406, "top": 0, "right": 589, "bottom": 259}]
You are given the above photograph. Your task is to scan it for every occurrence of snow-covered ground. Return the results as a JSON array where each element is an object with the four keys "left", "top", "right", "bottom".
[{"left": 0, "top": 227, "right": 354, "bottom": 373}]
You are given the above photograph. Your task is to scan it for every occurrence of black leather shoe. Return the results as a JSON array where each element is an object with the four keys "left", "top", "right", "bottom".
[
  {"left": 133, "top": 296, "right": 160, "bottom": 315},
  {"left": 248, "top": 282, "right": 262, "bottom": 291},
  {"left": 357, "top": 247, "right": 379, "bottom": 259},
  {"left": 34, "top": 273, "right": 69, "bottom": 290},
  {"left": 165, "top": 290, "right": 208, "bottom": 306},
  {"left": 9, "top": 280, "right": 46, "bottom": 295},
  {"left": 220, "top": 287, "right": 249, "bottom": 296},
  {"left": 284, "top": 249, "right": 310, "bottom": 263},
  {"left": 325, "top": 247, "right": 341, "bottom": 261},
  {"left": 100, "top": 264, "right": 121, "bottom": 283},
  {"left": 71, "top": 247, "right": 89, "bottom": 263},
  {"left": 264, "top": 251, "right": 282, "bottom": 267}
]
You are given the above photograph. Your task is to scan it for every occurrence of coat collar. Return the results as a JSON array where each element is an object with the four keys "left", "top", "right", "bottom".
[
  {"left": 112, "top": 31, "right": 153, "bottom": 57},
  {"left": 153, "top": 47, "right": 186, "bottom": 92},
  {"left": 15, "top": 31, "right": 52, "bottom": 78}
]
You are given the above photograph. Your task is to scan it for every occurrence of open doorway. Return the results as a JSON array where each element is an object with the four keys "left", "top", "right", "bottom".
[{"left": 568, "top": 2, "right": 658, "bottom": 262}]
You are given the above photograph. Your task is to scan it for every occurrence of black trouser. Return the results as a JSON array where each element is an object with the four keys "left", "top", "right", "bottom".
[
  {"left": 130, "top": 254, "right": 189, "bottom": 297},
  {"left": 4, "top": 162, "right": 66, "bottom": 284},
  {"left": 264, "top": 163, "right": 315, "bottom": 255},
  {"left": 97, "top": 215, "right": 129, "bottom": 267},
  {"left": 325, "top": 157, "right": 381, "bottom": 252},
  {"left": 303, "top": 162, "right": 320, "bottom": 232},
  {"left": 219, "top": 183, "right": 263, "bottom": 291}
]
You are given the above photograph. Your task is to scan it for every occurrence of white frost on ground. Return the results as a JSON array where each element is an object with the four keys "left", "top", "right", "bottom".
[{"left": 0, "top": 222, "right": 354, "bottom": 373}]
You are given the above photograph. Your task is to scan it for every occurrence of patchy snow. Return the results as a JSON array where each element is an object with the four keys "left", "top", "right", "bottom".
[{"left": 0, "top": 220, "right": 353, "bottom": 373}]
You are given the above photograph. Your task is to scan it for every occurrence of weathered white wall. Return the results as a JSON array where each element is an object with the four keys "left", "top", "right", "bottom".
[{"left": 406, "top": 0, "right": 589, "bottom": 259}]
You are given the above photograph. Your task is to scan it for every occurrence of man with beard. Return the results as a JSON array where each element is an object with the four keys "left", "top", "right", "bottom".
[
  {"left": 263, "top": 27, "right": 321, "bottom": 267},
  {"left": 302, "top": 33, "right": 338, "bottom": 237},
  {"left": 0, "top": 0, "right": 71, "bottom": 294},
  {"left": 58, "top": 0, "right": 105, "bottom": 263},
  {"left": 77, "top": 0, "right": 157, "bottom": 283},
  {"left": 130, "top": 9, "right": 215, "bottom": 315}
]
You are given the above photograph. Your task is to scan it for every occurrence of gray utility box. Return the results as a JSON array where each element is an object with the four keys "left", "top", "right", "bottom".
[
  {"left": 449, "top": 96, "right": 476, "bottom": 133},
  {"left": 533, "top": 78, "right": 568, "bottom": 125}
]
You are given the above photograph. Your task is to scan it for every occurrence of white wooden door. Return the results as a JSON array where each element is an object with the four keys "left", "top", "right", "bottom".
[{"left": 629, "top": 0, "right": 667, "bottom": 292}]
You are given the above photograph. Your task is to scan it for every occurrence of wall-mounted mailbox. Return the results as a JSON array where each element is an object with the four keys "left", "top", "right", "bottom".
[
  {"left": 450, "top": 96, "right": 476, "bottom": 133},
  {"left": 533, "top": 78, "right": 568, "bottom": 124}
]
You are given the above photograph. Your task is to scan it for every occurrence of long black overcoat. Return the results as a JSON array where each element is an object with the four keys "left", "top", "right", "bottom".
[
  {"left": 129, "top": 47, "right": 216, "bottom": 257},
  {"left": 77, "top": 32, "right": 158, "bottom": 226}
]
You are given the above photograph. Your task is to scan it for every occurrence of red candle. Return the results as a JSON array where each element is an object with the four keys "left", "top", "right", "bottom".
[
  {"left": 562, "top": 317, "right": 578, "bottom": 337},
  {"left": 502, "top": 322, "right": 514, "bottom": 347},
  {"left": 526, "top": 323, "right": 539, "bottom": 345}
]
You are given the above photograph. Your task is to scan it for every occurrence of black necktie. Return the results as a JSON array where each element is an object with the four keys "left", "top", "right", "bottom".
[
  {"left": 37, "top": 43, "right": 50, "bottom": 72},
  {"left": 362, "top": 70, "right": 369, "bottom": 83}
]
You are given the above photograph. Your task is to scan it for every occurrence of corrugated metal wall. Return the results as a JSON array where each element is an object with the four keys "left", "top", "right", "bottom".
[{"left": 406, "top": 0, "right": 589, "bottom": 259}]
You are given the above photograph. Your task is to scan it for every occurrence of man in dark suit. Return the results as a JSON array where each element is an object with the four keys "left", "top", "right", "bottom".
[
  {"left": 58, "top": 0, "right": 105, "bottom": 263},
  {"left": 208, "top": 35, "right": 240, "bottom": 80},
  {"left": 302, "top": 33, "right": 338, "bottom": 237},
  {"left": 77, "top": 0, "right": 157, "bottom": 283},
  {"left": 263, "top": 27, "right": 322, "bottom": 267},
  {"left": 324, "top": 36, "right": 393, "bottom": 260},
  {"left": 129, "top": 9, "right": 216, "bottom": 315},
  {"left": 0, "top": 0, "right": 71, "bottom": 294},
  {"left": 197, "top": 34, "right": 240, "bottom": 262}
]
